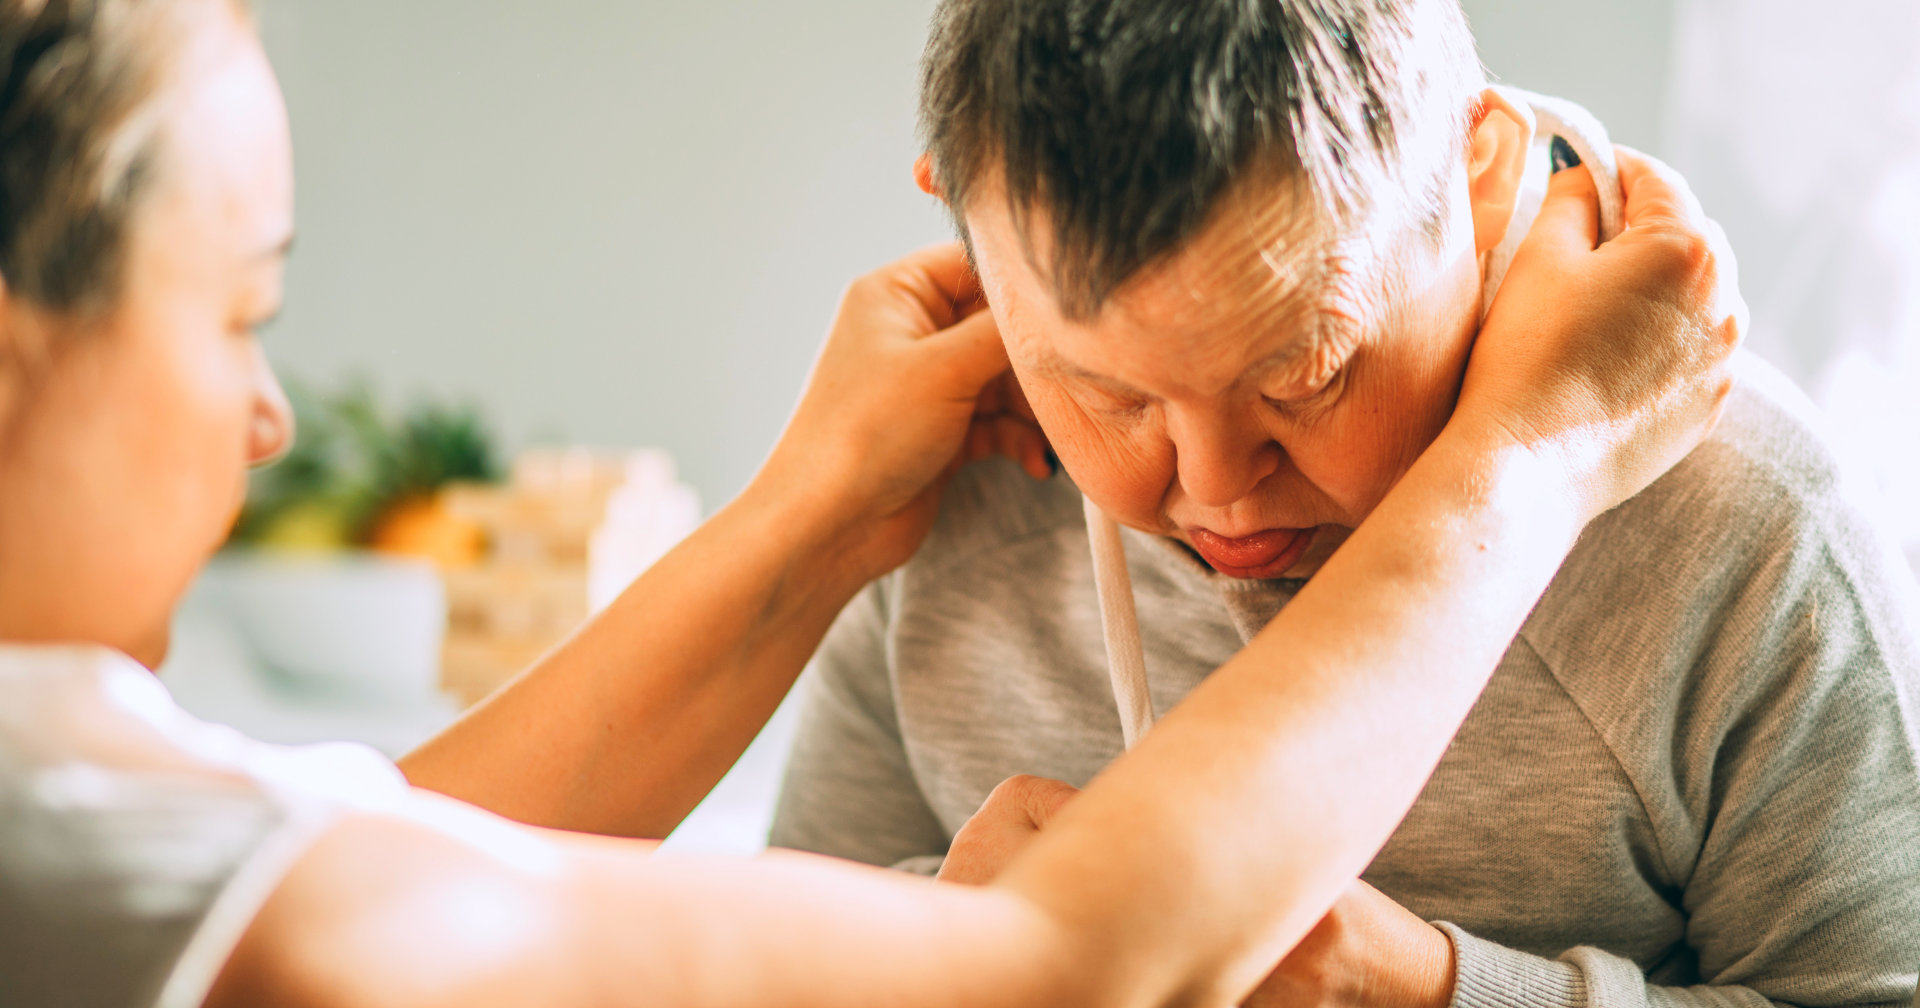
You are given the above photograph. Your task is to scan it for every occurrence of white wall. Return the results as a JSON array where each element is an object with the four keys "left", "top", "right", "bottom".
[
  {"left": 1461, "top": 0, "right": 1676, "bottom": 151},
  {"left": 257, "top": 0, "right": 1687, "bottom": 513},
  {"left": 255, "top": 0, "right": 951, "bottom": 508}
]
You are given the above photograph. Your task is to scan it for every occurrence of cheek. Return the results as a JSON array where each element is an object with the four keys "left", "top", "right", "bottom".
[
  {"left": 134, "top": 318, "right": 260, "bottom": 541},
  {"left": 6, "top": 314, "right": 257, "bottom": 650},
  {"left": 1289, "top": 336, "right": 1473, "bottom": 518},
  {"left": 1022, "top": 381, "right": 1177, "bottom": 525},
  {"left": 191, "top": 349, "right": 259, "bottom": 523}
]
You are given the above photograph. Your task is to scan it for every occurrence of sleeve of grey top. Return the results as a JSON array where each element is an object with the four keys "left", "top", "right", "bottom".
[
  {"left": 1440, "top": 504, "right": 1920, "bottom": 1008},
  {"left": 769, "top": 576, "right": 952, "bottom": 873}
]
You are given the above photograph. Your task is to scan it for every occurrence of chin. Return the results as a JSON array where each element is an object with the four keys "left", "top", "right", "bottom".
[{"left": 128, "top": 625, "right": 173, "bottom": 672}]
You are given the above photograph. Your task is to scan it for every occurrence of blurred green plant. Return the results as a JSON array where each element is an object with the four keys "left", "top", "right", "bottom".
[{"left": 229, "top": 377, "right": 503, "bottom": 552}]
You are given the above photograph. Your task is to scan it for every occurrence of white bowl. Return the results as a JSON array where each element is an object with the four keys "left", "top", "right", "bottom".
[{"left": 210, "top": 551, "right": 448, "bottom": 704}]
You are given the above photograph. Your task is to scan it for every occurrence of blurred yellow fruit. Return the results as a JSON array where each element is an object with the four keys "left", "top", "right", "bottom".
[{"left": 253, "top": 500, "right": 356, "bottom": 552}]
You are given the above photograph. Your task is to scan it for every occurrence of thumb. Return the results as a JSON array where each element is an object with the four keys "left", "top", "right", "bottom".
[
  {"left": 1019, "top": 777, "right": 1080, "bottom": 828},
  {"left": 928, "top": 306, "right": 1011, "bottom": 395},
  {"left": 1521, "top": 156, "right": 1602, "bottom": 259}
]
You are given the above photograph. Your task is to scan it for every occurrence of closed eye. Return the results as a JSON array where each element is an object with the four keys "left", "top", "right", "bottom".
[
  {"left": 1080, "top": 384, "right": 1154, "bottom": 420},
  {"left": 1263, "top": 361, "right": 1349, "bottom": 415}
]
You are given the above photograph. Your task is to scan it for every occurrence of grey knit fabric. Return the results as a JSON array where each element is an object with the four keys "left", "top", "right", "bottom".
[{"left": 771, "top": 353, "right": 1920, "bottom": 1008}]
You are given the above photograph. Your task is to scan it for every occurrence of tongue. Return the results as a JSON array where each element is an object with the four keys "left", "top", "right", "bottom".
[{"left": 1188, "top": 528, "right": 1299, "bottom": 570}]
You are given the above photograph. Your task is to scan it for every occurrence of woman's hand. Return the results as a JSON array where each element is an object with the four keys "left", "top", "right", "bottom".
[
  {"left": 407, "top": 243, "right": 1047, "bottom": 839},
  {"left": 1457, "top": 146, "right": 1746, "bottom": 522},
  {"left": 937, "top": 775, "right": 1079, "bottom": 886},
  {"left": 752, "top": 243, "right": 1049, "bottom": 584}
]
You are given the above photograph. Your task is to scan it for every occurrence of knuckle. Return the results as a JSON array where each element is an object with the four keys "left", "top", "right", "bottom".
[
  {"left": 1714, "top": 314, "right": 1744, "bottom": 354},
  {"left": 845, "top": 271, "right": 888, "bottom": 303},
  {"left": 991, "top": 774, "right": 1043, "bottom": 800},
  {"left": 1668, "top": 227, "right": 1716, "bottom": 276},
  {"left": 1639, "top": 226, "right": 1719, "bottom": 294}
]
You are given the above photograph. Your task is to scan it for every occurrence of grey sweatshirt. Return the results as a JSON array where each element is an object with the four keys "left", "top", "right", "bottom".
[{"left": 770, "top": 354, "right": 1920, "bottom": 1008}]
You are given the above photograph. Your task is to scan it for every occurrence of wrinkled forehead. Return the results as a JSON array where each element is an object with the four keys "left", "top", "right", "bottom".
[{"left": 965, "top": 169, "right": 1393, "bottom": 366}]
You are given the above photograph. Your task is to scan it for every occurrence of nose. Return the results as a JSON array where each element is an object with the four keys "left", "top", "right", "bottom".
[
  {"left": 1169, "top": 404, "right": 1282, "bottom": 509},
  {"left": 247, "top": 344, "right": 294, "bottom": 468}
]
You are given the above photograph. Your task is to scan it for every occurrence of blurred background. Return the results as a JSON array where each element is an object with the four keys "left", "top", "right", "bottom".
[{"left": 166, "top": 0, "right": 1920, "bottom": 852}]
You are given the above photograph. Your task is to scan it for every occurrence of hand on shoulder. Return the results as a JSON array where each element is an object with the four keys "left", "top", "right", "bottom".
[{"left": 1457, "top": 146, "right": 1746, "bottom": 522}]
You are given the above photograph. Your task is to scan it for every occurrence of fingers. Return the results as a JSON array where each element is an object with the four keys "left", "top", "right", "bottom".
[
  {"left": 890, "top": 241, "right": 988, "bottom": 326},
  {"left": 931, "top": 311, "right": 1055, "bottom": 479},
  {"left": 931, "top": 307, "right": 1012, "bottom": 392},
  {"left": 1614, "top": 145, "right": 1746, "bottom": 357},
  {"left": 1614, "top": 145, "right": 1706, "bottom": 233},
  {"left": 892, "top": 241, "right": 971, "bottom": 288},
  {"left": 963, "top": 413, "right": 1051, "bottom": 478},
  {"left": 992, "top": 774, "right": 1079, "bottom": 829},
  {"left": 1000, "top": 416, "right": 1052, "bottom": 478},
  {"left": 1023, "top": 777, "right": 1078, "bottom": 827},
  {"left": 1524, "top": 158, "right": 1602, "bottom": 256}
]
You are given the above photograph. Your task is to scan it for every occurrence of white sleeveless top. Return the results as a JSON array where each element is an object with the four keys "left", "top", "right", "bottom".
[{"left": 0, "top": 644, "right": 409, "bottom": 1008}]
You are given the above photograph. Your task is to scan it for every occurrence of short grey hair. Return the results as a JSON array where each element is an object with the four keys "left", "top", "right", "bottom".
[{"left": 919, "top": 0, "right": 1484, "bottom": 319}]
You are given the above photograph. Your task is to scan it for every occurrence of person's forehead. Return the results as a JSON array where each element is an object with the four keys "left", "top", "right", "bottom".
[
  {"left": 145, "top": 15, "right": 293, "bottom": 258},
  {"left": 975, "top": 168, "right": 1355, "bottom": 307},
  {"left": 967, "top": 174, "right": 1372, "bottom": 390}
]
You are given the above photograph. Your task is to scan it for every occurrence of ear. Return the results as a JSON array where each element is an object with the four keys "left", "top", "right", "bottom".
[
  {"left": 913, "top": 153, "right": 943, "bottom": 199},
  {"left": 1465, "top": 88, "right": 1533, "bottom": 256}
]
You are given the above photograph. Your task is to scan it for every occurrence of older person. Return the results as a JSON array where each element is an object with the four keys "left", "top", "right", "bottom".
[
  {"left": 770, "top": 1, "right": 1920, "bottom": 1006},
  {"left": 0, "top": 0, "right": 1747, "bottom": 1006}
]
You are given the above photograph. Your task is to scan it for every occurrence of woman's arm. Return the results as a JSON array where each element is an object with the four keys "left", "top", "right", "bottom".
[
  {"left": 399, "top": 245, "right": 1049, "bottom": 838},
  {"left": 210, "top": 150, "right": 1742, "bottom": 1008},
  {"left": 203, "top": 422, "right": 1596, "bottom": 1008},
  {"left": 994, "top": 149, "right": 1742, "bottom": 1007}
]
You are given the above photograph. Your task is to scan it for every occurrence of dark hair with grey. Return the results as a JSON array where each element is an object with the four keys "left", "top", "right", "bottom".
[
  {"left": 0, "top": 0, "right": 239, "bottom": 316},
  {"left": 920, "top": 0, "right": 1482, "bottom": 319}
]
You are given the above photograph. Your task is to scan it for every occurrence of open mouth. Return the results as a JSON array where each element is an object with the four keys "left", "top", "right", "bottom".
[{"left": 1185, "top": 526, "right": 1318, "bottom": 579}]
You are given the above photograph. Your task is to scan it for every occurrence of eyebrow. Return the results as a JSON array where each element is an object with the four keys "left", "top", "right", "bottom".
[
  {"left": 1246, "top": 328, "right": 1338, "bottom": 382},
  {"left": 1027, "top": 234, "right": 1352, "bottom": 395},
  {"left": 1032, "top": 312, "right": 1338, "bottom": 398},
  {"left": 1030, "top": 350, "right": 1146, "bottom": 394}
]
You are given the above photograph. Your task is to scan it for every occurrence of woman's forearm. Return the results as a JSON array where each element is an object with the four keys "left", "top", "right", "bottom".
[
  {"left": 398, "top": 422, "right": 1589, "bottom": 1003},
  {"left": 1000, "top": 424, "right": 1587, "bottom": 1007},
  {"left": 398, "top": 243, "right": 1023, "bottom": 839},
  {"left": 382, "top": 428, "right": 1578, "bottom": 1008},
  {"left": 212, "top": 795, "right": 1092, "bottom": 1008},
  {"left": 532, "top": 424, "right": 1582, "bottom": 1008},
  {"left": 399, "top": 477, "right": 873, "bottom": 838}
]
